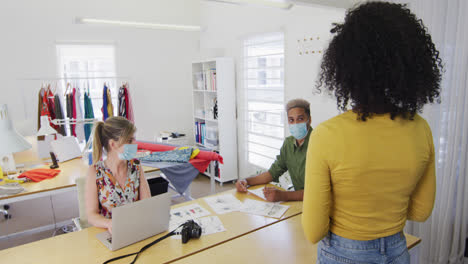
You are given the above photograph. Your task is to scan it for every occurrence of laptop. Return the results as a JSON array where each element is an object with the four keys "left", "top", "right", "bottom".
[{"left": 96, "top": 192, "right": 171, "bottom": 251}]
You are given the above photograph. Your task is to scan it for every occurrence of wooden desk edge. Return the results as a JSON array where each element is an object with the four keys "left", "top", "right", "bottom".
[
  {"left": 165, "top": 211, "right": 303, "bottom": 264},
  {"left": 407, "top": 237, "right": 422, "bottom": 250}
]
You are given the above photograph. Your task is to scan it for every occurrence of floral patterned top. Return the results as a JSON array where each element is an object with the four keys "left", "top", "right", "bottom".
[{"left": 94, "top": 159, "right": 141, "bottom": 218}]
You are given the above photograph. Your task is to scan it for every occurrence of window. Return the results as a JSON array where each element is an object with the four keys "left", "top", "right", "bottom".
[
  {"left": 243, "top": 33, "right": 285, "bottom": 169},
  {"left": 56, "top": 44, "right": 117, "bottom": 122}
]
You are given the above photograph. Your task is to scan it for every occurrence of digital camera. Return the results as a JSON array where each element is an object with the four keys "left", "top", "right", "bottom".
[{"left": 181, "top": 220, "right": 202, "bottom": 244}]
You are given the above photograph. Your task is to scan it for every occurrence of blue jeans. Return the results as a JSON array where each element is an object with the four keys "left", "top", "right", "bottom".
[{"left": 317, "top": 231, "right": 410, "bottom": 264}]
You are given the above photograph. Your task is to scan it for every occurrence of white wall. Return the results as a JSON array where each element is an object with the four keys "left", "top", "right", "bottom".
[
  {"left": 0, "top": 0, "right": 200, "bottom": 141},
  {"left": 199, "top": 1, "right": 345, "bottom": 176}
]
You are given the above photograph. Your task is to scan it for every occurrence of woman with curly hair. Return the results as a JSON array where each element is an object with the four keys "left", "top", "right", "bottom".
[{"left": 302, "top": 2, "right": 442, "bottom": 263}]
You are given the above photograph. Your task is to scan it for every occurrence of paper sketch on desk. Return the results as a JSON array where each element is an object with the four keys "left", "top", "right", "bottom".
[
  {"left": 169, "top": 203, "right": 211, "bottom": 228},
  {"left": 248, "top": 188, "right": 268, "bottom": 201},
  {"left": 240, "top": 199, "right": 289, "bottom": 219},
  {"left": 204, "top": 194, "right": 243, "bottom": 215},
  {"left": 170, "top": 203, "right": 211, "bottom": 221},
  {"left": 171, "top": 216, "right": 226, "bottom": 239}
]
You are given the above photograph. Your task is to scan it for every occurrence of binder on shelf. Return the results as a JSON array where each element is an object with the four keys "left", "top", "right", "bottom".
[{"left": 201, "top": 123, "right": 206, "bottom": 145}]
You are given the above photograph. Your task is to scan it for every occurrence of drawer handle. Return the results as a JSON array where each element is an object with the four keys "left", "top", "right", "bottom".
[{"left": 0, "top": 205, "right": 11, "bottom": 220}]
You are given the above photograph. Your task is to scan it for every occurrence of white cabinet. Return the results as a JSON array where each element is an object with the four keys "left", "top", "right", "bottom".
[{"left": 192, "top": 58, "right": 238, "bottom": 184}]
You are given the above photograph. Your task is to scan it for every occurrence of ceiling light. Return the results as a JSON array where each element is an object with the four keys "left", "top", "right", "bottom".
[
  {"left": 76, "top": 18, "right": 202, "bottom": 32},
  {"left": 210, "top": 0, "right": 293, "bottom": 9}
]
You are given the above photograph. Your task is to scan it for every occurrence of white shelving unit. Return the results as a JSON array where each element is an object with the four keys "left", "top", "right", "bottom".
[{"left": 192, "top": 58, "right": 238, "bottom": 187}]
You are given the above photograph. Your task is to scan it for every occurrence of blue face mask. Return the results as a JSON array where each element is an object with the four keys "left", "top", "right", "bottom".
[
  {"left": 289, "top": 121, "right": 309, "bottom": 140},
  {"left": 118, "top": 144, "right": 138, "bottom": 160}
]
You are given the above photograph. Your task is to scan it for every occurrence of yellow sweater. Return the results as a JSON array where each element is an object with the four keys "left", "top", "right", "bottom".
[{"left": 302, "top": 111, "right": 435, "bottom": 242}]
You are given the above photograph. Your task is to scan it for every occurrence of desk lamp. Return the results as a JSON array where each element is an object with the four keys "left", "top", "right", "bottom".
[
  {"left": 37, "top": 115, "right": 60, "bottom": 169},
  {"left": 0, "top": 104, "right": 32, "bottom": 176}
]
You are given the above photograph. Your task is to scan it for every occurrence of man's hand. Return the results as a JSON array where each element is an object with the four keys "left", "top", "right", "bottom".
[
  {"left": 263, "top": 187, "right": 285, "bottom": 202},
  {"left": 236, "top": 179, "right": 248, "bottom": 193}
]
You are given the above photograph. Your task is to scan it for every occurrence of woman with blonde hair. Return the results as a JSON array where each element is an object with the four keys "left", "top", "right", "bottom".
[{"left": 85, "top": 117, "right": 151, "bottom": 233}]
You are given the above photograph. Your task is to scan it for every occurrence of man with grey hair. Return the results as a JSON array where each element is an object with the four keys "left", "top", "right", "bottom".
[{"left": 236, "top": 98, "right": 312, "bottom": 202}]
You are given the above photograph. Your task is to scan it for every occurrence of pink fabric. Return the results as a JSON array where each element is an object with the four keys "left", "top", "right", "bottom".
[
  {"left": 127, "top": 86, "right": 135, "bottom": 123},
  {"left": 136, "top": 141, "right": 224, "bottom": 173}
]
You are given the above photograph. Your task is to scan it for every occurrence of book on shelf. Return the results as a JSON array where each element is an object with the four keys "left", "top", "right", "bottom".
[
  {"left": 201, "top": 123, "right": 206, "bottom": 145},
  {"left": 203, "top": 68, "right": 217, "bottom": 91},
  {"left": 195, "top": 121, "right": 206, "bottom": 144}
]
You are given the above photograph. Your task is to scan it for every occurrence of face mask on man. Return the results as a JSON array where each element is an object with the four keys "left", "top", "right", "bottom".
[
  {"left": 118, "top": 144, "right": 138, "bottom": 160},
  {"left": 289, "top": 120, "right": 309, "bottom": 140}
]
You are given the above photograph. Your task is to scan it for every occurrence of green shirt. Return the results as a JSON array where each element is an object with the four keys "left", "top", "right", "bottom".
[{"left": 268, "top": 128, "right": 312, "bottom": 191}]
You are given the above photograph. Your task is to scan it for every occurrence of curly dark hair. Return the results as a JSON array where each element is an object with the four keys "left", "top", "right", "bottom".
[{"left": 317, "top": 1, "right": 443, "bottom": 121}]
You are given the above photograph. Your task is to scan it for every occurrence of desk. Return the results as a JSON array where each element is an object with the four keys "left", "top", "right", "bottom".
[
  {"left": 0, "top": 158, "right": 159, "bottom": 204},
  {"left": 0, "top": 188, "right": 303, "bottom": 264},
  {"left": 174, "top": 215, "right": 421, "bottom": 264}
]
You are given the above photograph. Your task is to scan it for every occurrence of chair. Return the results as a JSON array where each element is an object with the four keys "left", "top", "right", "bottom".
[{"left": 72, "top": 177, "right": 91, "bottom": 231}]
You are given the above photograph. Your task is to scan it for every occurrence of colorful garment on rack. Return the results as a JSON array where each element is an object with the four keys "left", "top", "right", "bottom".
[
  {"left": 71, "top": 88, "right": 77, "bottom": 137},
  {"left": 54, "top": 94, "right": 66, "bottom": 136},
  {"left": 74, "top": 88, "right": 85, "bottom": 141},
  {"left": 126, "top": 85, "right": 135, "bottom": 123},
  {"left": 102, "top": 85, "right": 109, "bottom": 120},
  {"left": 84, "top": 92, "right": 95, "bottom": 142},
  {"left": 37, "top": 88, "right": 45, "bottom": 140},
  {"left": 107, "top": 86, "right": 114, "bottom": 118},
  {"left": 118, "top": 85, "right": 127, "bottom": 118},
  {"left": 94, "top": 160, "right": 141, "bottom": 219},
  {"left": 66, "top": 93, "right": 74, "bottom": 136},
  {"left": 45, "top": 88, "right": 59, "bottom": 132}
]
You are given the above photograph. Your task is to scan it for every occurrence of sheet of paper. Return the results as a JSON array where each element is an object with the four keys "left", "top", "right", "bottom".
[
  {"left": 248, "top": 188, "right": 268, "bottom": 201},
  {"left": 169, "top": 203, "right": 211, "bottom": 229},
  {"left": 204, "top": 194, "right": 243, "bottom": 215},
  {"left": 171, "top": 216, "right": 226, "bottom": 239},
  {"left": 240, "top": 199, "right": 290, "bottom": 219}
]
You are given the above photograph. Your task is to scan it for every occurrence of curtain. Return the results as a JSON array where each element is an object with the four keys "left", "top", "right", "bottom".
[{"left": 381, "top": 0, "right": 468, "bottom": 263}]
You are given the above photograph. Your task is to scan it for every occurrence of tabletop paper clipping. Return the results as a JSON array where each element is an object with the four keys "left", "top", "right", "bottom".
[
  {"left": 169, "top": 203, "right": 227, "bottom": 239},
  {"left": 240, "top": 199, "right": 289, "bottom": 219},
  {"left": 203, "top": 194, "right": 243, "bottom": 215}
]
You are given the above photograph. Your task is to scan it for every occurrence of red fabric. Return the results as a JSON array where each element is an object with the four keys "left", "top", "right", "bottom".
[
  {"left": 189, "top": 159, "right": 211, "bottom": 173},
  {"left": 18, "top": 169, "right": 61, "bottom": 182},
  {"left": 46, "top": 89, "right": 59, "bottom": 131},
  {"left": 136, "top": 141, "right": 223, "bottom": 173},
  {"left": 40, "top": 90, "right": 50, "bottom": 117},
  {"left": 137, "top": 142, "right": 177, "bottom": 152}
]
